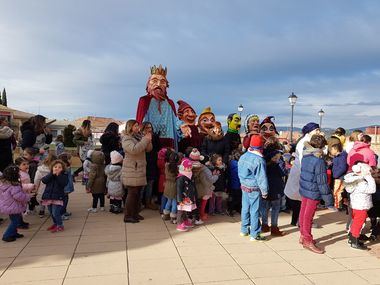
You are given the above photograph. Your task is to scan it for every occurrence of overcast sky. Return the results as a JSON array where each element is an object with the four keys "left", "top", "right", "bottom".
[{"left": 1, "top": 1, "right": 379, "bottom": 128}]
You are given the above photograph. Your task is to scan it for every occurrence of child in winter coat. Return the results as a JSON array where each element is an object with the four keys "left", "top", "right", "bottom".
[
  {"left": 157, "top": 148, "right": 170, "bottom": 213},
  {"left": 58, "top": 153, "right": 74, "bottom": 220},
  {"left": 87, "top": 151, "right": 106, "bottom": 212},
  {"left": 0, "top": 165, "right": 31, "bottom": 242},
  {"left": 162, "top": 151, "right": 180, "bottom": 223},
  {"left": 260, "top": 148, "right": 286, "bottom": 236},
  {"left": 329, "top": 142, "right": 348, "bottom": 210},
  {"left": 190, "top": 148, "right": 219, "bottom": 222},
  {"left": 83, "top": 150, "right": 94, "bottom": 187},
  {"left": 34, "top": 153, "right": 57, "bottom": 217},
  {"left": 208, "top": 154, "right": 227, "bottom": 215},
  {"left": 227, "top": 150, "right": 242, "bottom": 217},
  {"left": 22, "top": 148, "right": 39, "bottom": 212},
  {"left": 176, "top": 158, "right": 197, "bottom": 232},
  {"left": 344, "top": 163, "right": 376, "bottom": 250},
  {"left": 105, "top": 151, "right": 124, "bottom": 214},
  {"left": 41, "top": 160, "right": 69, "bottom": 233},
  {"left": 299, "top": 135, "right": 332, "bottom": 254},
  {"left": 54, "top": 135, "right": 65, "bottom": 156}
]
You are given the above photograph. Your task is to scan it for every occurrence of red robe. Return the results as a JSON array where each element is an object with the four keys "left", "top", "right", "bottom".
[{"left": 136, "top": 95, "right": 177, "bottom": 123}]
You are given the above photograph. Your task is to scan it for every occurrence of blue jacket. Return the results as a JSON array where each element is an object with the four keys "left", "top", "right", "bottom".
[
  {"left": 238, "top": 151, "right": 268, "bottom": 195},
  {"left": 332, "top": 151, "right": 348, "bottom": 180},
  {"left": 300, "top": 153, "right": 331, "bottom": 202},
  {"left": 42, "top": 172, "right": 69, "bottom": 201},
  {"left": 228, "top": 159, "right": 240, "bottom": 189}
]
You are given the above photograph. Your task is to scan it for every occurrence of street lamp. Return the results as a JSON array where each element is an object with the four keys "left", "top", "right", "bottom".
[
  {"left": 237, "top": 104, "right": 244, "bottom": 117},
  {"left": 288, "top": 92, "right": 298, "bottom": 143},
  {"left": 318, "top": 109, "right": 325, "bottom": 129}
]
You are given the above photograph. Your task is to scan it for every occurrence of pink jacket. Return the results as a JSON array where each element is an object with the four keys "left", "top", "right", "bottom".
[
  {"left": 0, "top": 182, "right": 31, "bottom": 214},
  {"left": 347, "top": 142, "right": 377, "bottom": 171},
  {"left": 20, "top": 170, "right": 35, "bottom": 193}
]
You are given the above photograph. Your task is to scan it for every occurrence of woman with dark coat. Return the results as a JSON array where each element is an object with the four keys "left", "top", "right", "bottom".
[
  {"left": 201, "top": 122, "right": 230, "bottom": 164},
  {"left": 100, "top": 122, "right": 122, "bottom": 165},
  {"left": 20, "top": 115, "right": 52, "bottom": 154},
  {"left": 0, "top": 117, "right": 14, "bottom": 172}
]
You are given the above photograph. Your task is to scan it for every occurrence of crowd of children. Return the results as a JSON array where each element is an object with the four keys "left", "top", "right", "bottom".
[{"left": 0, "top": 122, "right": 379, "bottom": 260}]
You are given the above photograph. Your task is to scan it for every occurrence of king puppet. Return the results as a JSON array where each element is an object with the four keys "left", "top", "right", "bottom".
[{"left": 136, "top": 65, "right": 183, "bottom": 149}]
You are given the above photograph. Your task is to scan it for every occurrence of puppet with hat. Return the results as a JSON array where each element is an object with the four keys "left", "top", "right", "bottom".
[
  {"left": 136, "top": 65, "right": 188, "bottom": 150},
  {"left": 242, "top": 114, "right": 260, "bottom": 151},
  {"left": 225, "top": 113, "right": 242, "bottom": 152},
  {"left": 197, "top": 107, "right": 216, "bottom": 140},
  {"left": 177, "top": 100, "right": 203, "bottom": 153},
  {"left": 260, "top": 116, "right": 279, "bottom": 145}
]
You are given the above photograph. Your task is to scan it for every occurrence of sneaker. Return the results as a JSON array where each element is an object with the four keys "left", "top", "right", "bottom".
[
  {"left": 87, "top": 208, "right": 97, "bottom": 213},
  {"left": 250, "top": 234, "right": 266, "bottom": 242},
  {"left": 194, "top": 219, "right": 204, "bottom": 225},
  {"left": 38, "top": 210, "right": 45, "bottom": 218},
  {"left": 100, "top": 207, "right": 105, "bottom": 212},
  {"left": 47, "top": 224, "right": 57, "bottom": 231},
  {"left": 240, "top": 232, "right": 249, "bottom": 237},
  {"left": 176, "top": 223, "right": 188, "bottom": 232},
  {"left": 2, "top": 236, "right": 16, "bottom": 242},
  {"left": 62, "top": 215, "right": 70, "bottom": 221},
  {"left": 63, "top": 212, "right": 72, "bottom": 217},
  {"left": 184, "top": 219, "right": 194, "bottom": 228},
  {"left": 13, "top": 233, "right": 24, "bottom": 239},
  {"left": 51, "top": 226, "right": 64, "bottom": 233}
]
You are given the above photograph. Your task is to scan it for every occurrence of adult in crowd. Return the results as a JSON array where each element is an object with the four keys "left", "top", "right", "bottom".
[
  {"left": 100, "top": 122, "right": 122, "bottom": 165},
  {"left": 0, "top": 117, "right": 14, "bottom": 172},
  {"left": 141, "top": 121, "right": 160, "bottom": 210},
  {"left": 284, "top": 122, "right": 321, "bottom": 226},
  {"left": 121, "top": 120, "right": 152, "bottom": 223},
  {"left": 20, "top": 115, "right": 52, "bottom": 155},
  {"left": 73, "top": 120, "right": 93, "bottom": 180},
  {"left": 201, "top": 122, "right": 230, "bottom": 163}
]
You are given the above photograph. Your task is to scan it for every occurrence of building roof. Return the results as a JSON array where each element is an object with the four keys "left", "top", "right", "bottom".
[
  {"left": 73, "top": 116, "right": 125, "bottom": 133},
  {"left": 0, "top": 105, "right": 35, "bottom": 119}
]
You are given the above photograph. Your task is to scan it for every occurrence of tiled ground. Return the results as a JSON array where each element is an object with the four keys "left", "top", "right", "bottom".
[{"left": 0, "top": 184, "right": 379, "bottom": 285}]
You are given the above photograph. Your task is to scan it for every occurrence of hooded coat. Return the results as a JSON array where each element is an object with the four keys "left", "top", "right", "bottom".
[
  {"left": 87, "top": 151, "right": 106, "bottom": 194},
  {"left": 344, "top": 173, "right": 376, "bottom": 210},
  {"left": 0, "top": 182, "right": 30, "bottom": 214},
  {"left": 0, "top": 126, "right": 13, "bottom": 172},
  {"left": 164, "top": 163, "right": 177, "bottom": 199},
  {"left": 347, "top": 142, "right": 377, "bottom": 172},
  {"left": 105, "top": 164, "right": 124, "bottom": 198},
  {"left": 121, "top": 134, "right": 152, "bottom": 187},
  {"left": 201, "top": 132, "right": 230, "bottom": 163},
  {"left": 192, "top": 162, "right": 218, "bottom": 199}
]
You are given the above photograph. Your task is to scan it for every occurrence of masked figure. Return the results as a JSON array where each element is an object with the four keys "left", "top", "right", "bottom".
[
  {"left": 136, "top": 65, "right": 178, "bottom": 149},
  {"left": 225, "top": 113, "right": 242, "bottom": 152},
  {"left": 260, "top": 116, "right": 279, "bottom": 145},
  {"left": 198, "top": 107, "right": 216, "bottom": 140},
  {"left": 242, "top": 114, "right": 260, "bottom": 151},
  {"left": 177, "top": 100, "right": 203, "bottom": 153}
]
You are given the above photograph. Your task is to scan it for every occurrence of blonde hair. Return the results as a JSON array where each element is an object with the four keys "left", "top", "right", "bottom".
[
  {"left": 125, "top": 119, "right": 139, "bottom": 135},
  {"left": 43, "top": 153, "right": 57, "bottom": 167}
]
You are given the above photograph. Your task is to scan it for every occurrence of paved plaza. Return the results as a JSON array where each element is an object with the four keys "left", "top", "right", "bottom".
[{"left": 1, "top": 185, "right": 380, "bottom": 285}]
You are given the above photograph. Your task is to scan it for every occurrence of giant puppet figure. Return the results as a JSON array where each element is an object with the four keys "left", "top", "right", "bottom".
[
  {"left": 197, "top": 107, "right": 216, "bottom": 140},
  {"left": 225, "top": 113, "right": 242, "bottom": 152},
  {"left": 177, "top": 100, "right": 203, "bottom": 153},
  {"left": 242, "top": 114, "right": 260, "bottom": 151},
  {"left": 260, "top": 116, "right": 282, "bottom": 150},
  {"left": 136, "top": 65, "right": 178, "bottom": 149}
]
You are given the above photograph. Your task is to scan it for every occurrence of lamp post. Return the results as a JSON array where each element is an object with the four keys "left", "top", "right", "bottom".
[
  {"left": 238, "top": 104, "right": 244, "bottom": 117},
  {"left": 288, "top": 92, "right": 298, "bottom": 143},
  {"left": 318, "top": 109, "right": 325, "bottom": 130}
]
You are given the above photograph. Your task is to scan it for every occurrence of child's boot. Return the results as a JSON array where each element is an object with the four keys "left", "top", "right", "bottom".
[
  {"left": 261, "top": 224, "right": 270, "bottom": 233},
  {"left": 271, "top": 226, "right": 286, "bottom": 236},
  {"left": 351, "top": 237, "right": 368, "bottom": 250}
]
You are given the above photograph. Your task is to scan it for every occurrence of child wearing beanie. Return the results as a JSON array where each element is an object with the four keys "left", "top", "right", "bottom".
[
  {"left": 344, "top": 162, "right": 376, "bottom": 250},
  {"left": 238, "top": 134, "right": 268, "bottom": 241},
  {"left": 176, "top": 158, "right": 197, "bottom": 231},
  {"left": 105, "top": 151, "right": 124, "bottom": 214}
]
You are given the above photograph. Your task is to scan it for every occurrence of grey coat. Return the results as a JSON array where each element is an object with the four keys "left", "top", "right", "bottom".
[{"left": 105, "top": 164, "right": 124, "bottom": 198}]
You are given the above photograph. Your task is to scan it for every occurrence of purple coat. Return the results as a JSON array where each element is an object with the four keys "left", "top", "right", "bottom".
[{"left": 0, "top": 182, "right": 30, "bottom": 215}]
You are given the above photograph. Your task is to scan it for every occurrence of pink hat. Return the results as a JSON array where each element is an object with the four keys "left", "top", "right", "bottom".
[
  {"left": 110, "top": 151, "right": 123, "bottom": 164},
  {"left": 189, "top": 148, "right": 204, "bottom": 162},
  {"left": 179, "top": 158, "right": 193, "bottom": 172}
]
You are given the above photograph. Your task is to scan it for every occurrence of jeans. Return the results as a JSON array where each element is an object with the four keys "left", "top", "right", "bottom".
[
  {"left": 160, "top": 195, "right": 168, "bottom": 213},
  {"left": 3, "top": 214, "right": 22, "bottom": 239},
  {"left": 260, "top": 198, "right": 281, "bottom": 227},
  {"left": 48, "top": 204, "right": 63, "bottom": 227},
  {"left": 299, "top": 197, "right": 319, "bottom": 243},
  {"left": 92, "top": 194, "right": 105, "bottom": 208},
  {"left": 141, "top": 179, "right": 154, "bottom": 203},
  {"left": 164, "top": 198, "right": 177, "bottom": 215},
  {"left": 61, "top": 194, "right": 69, "bottom": 215},
  {"left": 241, "top": 190, "right": 261, "bottom": 238}
]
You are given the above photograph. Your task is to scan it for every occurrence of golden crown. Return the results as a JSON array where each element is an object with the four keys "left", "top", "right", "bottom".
[{"left": 150, "top": 64, "right": 167, "bottom": 76}]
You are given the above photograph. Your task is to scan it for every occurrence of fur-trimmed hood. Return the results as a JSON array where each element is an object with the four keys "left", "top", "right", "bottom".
[{"left": 0, "top": 126, "right": 13, "bottom": 140}]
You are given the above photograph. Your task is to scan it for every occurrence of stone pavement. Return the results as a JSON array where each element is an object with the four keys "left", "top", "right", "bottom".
[{"left": 0, "top": 184, "right": 379, "bottom": 285}]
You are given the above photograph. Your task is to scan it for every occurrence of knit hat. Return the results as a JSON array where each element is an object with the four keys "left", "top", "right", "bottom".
[
  {"left": 260, "top": 116, "right": 279, "bottom": 135},
  {"left": 352, "top": 163, "right": 372, "bottom": 176},
  {"left": 249, "top": 135, "right": 263, "bottom": 149},
  {"left": 177, "top": 100, "right": 195, "bottom": 116},
  {"left": 179, "top": 158, "right": 193, "bottom": 173},
  {"left": 302, "top": 122, "right": 319, "bottom": 135},
  {"left": 189, "top": 148, "right": 204, "bottom": 162},
  {"left": 86, "top": 150, "right": 94, "bottom": 159},
  {"left": 110, "top": 151, "right": 123, "bottom": 164}
]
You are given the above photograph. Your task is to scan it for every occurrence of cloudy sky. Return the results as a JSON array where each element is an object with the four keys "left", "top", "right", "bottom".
[{"left": 1, "top": 1, "right": 379, "bottom": 128}]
